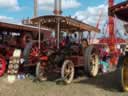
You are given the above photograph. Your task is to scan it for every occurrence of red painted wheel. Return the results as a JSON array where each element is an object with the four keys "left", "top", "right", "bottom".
[
  {"left": 23, "top": 41, "right": 41, "bottom": 63},
  {"left": 27, "top": 43, "right": 40, "bottom": 63},
  {"left": 30, "top": 45, "right": 40, "bottom": 57},
  {"left": 29, "top": 44, "right": 40, "bottom": 63},
  {"left": 0, "top": 57, "right": 6, "bottom": 76}
]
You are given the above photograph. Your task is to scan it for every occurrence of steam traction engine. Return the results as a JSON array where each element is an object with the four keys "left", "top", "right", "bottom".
[
  {"left": 22, "top": 0, "right": 100, "bottom": 83},
  {"left": 0, "top": 22, "right": 50, "bottom": 76},
  {"left": 22, "top": 15, "right": 100, "bottom": 84}
]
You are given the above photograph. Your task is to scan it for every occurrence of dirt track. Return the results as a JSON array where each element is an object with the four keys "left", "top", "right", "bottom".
[{"left": 0, "top": 70, "right": 128, "bottom": 96}]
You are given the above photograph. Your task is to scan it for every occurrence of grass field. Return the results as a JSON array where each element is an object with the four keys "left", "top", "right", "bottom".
[{"left": 0, "top": 70, "right": 127, "bottom": 96}]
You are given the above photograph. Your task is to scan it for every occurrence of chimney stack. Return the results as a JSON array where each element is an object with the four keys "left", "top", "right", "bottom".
[
  {"left": 53, "top": 0, "right": 62, "bottom": 15},
  {"left": 34, "top": 0, "right": 38, "bottom": 17}
]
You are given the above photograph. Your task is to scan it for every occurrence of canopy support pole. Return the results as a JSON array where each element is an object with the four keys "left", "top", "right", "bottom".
[
  {"left": 38, "top": 21, "right": 41, "bottom": 51},
  {"left": 57, "top": 18, "right": 60, "bottom": 49}
]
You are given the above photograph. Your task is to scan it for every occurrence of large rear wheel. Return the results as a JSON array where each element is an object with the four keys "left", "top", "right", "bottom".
[
  {"left": 61, "top": 60, "right": 74, "bottom": 84},
  {"left": 0, "top": 57, "right": 6, "bottom": 76},
  {"left": 36, "top": 62, "right": 47, "bottom": 81},
  {"left": 120, "top": 56, "right": 128, "bottom": 91},
  {"left": 84, "top": 45, "right": 99, "bottom": 77},
  {"left": 23, "top": 41, "right": 40, "bottom": 63}
]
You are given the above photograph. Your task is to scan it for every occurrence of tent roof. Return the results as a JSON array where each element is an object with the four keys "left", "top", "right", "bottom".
[
  {"left": 0, "top": 21, "right": 49, "bottom": 33},
  {"left": 31, "top": 15, "right": 100, "bottom": 33},
  {"left": 109, "top": 1, "right": 128, "bottom": 22}
]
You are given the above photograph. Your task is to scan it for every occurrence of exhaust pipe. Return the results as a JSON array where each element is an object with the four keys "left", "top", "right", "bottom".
[{"left": 53, "top": 0, "right": 62, "bottom": 15}]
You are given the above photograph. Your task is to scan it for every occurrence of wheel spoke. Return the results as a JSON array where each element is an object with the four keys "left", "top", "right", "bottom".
[
  {"left": 123, "top": 64, "right": 128, "bottom": 86},
  {"left": 30, "top": 47, "right": 39, "bottom": 56},
  {"left": 84, "top": 46, "right": 99, "bottom": 77},
  {"left": 90, "top": 54, "right": 97, "bottom": 66},
  {"left": 64, "top": 70, "right": 72, "bottom": 78},
  {"left": 36, "top": 62, "right": 47, "bottom": 81},
  {"left": 61, "top": 60, "right": 74, "bottom": 84}
]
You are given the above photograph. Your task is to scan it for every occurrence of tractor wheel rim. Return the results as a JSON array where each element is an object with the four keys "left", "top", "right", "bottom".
[
  {"left": 64, "top": 63, "right": 73, "bottom": 80},
  {"left": 29, "top": 43, "right": 40, "bottom": 63},
  {"left": 90, "top": 54, "right": 99, "bottom": 77},
  {"left": 0, "top": 58, "right": 6, "bottom": 76},
  {"left": 0, "top": 58, "right": 4, "bottom": 69},
  {"left": 38, "top": 63, "right": 47, "bottom": 80},
  {"left": 0, "top": 61, "right": 2, "bottom": 69},
  {"left": 90, "top": 53, "right": 96, "bottom": 71},
  {"left": 122, "top": 58, "right": 128, "bottom": 91},
  {"left": 30, "top": 47, "right": 39, "bottom": 57}
]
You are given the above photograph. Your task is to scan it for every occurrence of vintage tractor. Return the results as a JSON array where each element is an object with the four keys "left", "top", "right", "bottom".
[
  {"left": 23, "top": 15, "right": 100, "bottom": 84},
  {"left": 117, "top": 44, "right": 128, "bottom": 91},
  {"left": 0, "top": 22, "right": 50, "bottom": 76}
]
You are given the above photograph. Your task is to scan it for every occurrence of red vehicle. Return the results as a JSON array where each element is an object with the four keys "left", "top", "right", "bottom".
[
  {"left": 0, "top": 22, "right": 50, "bottom": 76},
  {"left": 109, "top": 1, "right": 128, "bottom": 92},
  {"left": 23, "top": 15, "right": 100, "bottom": 83}
]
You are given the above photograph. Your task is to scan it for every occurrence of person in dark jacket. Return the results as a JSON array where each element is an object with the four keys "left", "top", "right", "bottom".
[{"left": 81, "top": 39, "right": 88, "bottom": 49}]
